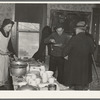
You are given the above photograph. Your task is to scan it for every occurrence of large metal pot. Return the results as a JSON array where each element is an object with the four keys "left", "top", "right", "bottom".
[
  {"left": 17, "top": 84, "right": 39, "bottom": 91},
  {"left": 10, "top": 60, "right": 28, "bottom": 77}
]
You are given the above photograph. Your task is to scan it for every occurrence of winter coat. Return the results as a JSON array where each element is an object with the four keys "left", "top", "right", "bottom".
[{"left": 63, "top": 32, "right": 95, "bottom": 86}]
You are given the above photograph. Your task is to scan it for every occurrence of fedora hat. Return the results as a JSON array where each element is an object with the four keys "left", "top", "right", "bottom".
[{"left": 74, "top": 21, "right": 86, "bottom": 30}]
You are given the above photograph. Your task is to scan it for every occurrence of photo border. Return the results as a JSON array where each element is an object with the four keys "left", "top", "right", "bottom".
[{"left": 0, "top": 0, "right": 100, "bottom": 99}]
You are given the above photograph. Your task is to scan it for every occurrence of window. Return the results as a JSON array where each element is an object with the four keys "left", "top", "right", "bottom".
[{"left": 17, "top": 22, "right": 40, "bottom": 58}]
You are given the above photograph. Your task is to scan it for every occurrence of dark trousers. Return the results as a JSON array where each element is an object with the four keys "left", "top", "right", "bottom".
[{"left": 49, "top": 55, "right": 64, "bottom": 84}]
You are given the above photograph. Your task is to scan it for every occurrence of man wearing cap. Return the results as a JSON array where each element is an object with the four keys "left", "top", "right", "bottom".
[
  {"left": 63, "top": 21, "right": 95, "bottom": 90},
  {"left": 44, "top": 24, "right": 70, "bottom": 84}
]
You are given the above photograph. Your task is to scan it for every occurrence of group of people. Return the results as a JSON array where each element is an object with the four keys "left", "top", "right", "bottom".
[
  {"left": 0, "top": 18, "right": 96, "bottom": 90},
  {"left": 44, "top": 21, "right": 95, "bottom": 90}
]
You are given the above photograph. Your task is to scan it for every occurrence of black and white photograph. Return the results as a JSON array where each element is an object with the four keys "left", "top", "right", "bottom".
[{"left": 0, "top": 1, "right": 100, "bottom": 98}]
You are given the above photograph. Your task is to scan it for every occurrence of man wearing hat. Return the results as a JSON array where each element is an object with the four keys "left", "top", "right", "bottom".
[
  {"left": 44, "top": 24, "right": 70, "bottom": 84},
  {"left": 63, "top": 21, "right": 95, "bottom": 90}
]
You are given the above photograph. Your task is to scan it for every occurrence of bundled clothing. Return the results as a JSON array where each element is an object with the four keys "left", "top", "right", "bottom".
[{"left": 63, "top": 32, "right": 95, "bottom": 89}]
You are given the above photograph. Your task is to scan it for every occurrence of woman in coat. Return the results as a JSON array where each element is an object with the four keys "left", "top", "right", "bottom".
[
  {"left": 0, "top": 19, "right": 15, "bottom": 90},
  {"left": 63, "top": 21, "right": 95, "bottom": 90}
]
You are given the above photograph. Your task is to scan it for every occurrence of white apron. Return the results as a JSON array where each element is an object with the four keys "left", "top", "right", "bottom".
[{"left": 0, "top": 32, "right": 11, "bottom": 86}]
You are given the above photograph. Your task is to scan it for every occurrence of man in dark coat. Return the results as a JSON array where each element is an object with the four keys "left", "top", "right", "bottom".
[{"left": 63, "top": 21, "right": 95, "bottom": 90}]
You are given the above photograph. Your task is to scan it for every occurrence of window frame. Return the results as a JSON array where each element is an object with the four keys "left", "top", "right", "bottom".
[{"left": 16, "top": 21, "right": 40, "bottom": 58}]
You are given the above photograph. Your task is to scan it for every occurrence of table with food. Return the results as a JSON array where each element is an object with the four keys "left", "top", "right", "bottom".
[{"left": 10, "top": 58, "right": 68, "bottom": 91}]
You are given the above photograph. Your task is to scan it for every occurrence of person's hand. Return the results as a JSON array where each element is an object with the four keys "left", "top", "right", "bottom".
[
  {"left": 64, "top": 56, "right": 68, "bottom": 60},
  {"left": 50, "top": 39, "right": 56, "bottom": 43}
]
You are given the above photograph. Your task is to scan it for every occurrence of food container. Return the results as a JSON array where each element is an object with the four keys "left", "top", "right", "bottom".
[
  {"left": 45, "top": 71, "right": 54, "bottom": 78},
  {"left": 48, "top": 77, "right": 55, "bottom": 84},
  {"left": 42, "top": 72, "right": 48, "bottom": 83},
  {"left": 10, "top": 60, "right": 28, "bottom": 77},
  {"left": 48, "top": 84, "right": 57, "bottom": 90}
]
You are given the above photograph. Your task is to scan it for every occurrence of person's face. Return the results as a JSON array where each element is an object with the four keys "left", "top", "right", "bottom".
[
  {"left": 3, "top": 24, "right": 13, "bottom": 33},
  {"left": 56, "top": 27, "right": 64, "bottom": 35}
]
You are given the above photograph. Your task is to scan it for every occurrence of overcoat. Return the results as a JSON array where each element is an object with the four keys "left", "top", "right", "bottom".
[{"left": 63, "top": 32, "right": 95, "bottom": 86}]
